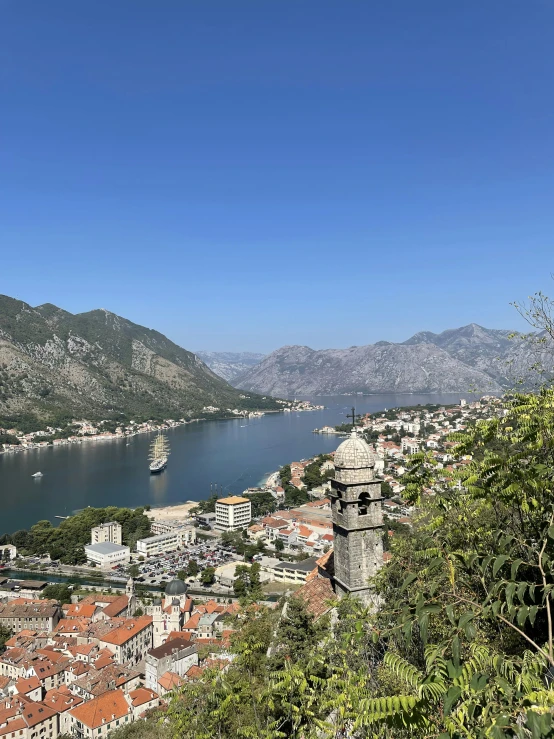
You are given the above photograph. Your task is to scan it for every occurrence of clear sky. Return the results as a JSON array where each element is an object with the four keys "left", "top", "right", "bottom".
[{"left": 1, "top": 1, "right": 554, "bottom": 352}]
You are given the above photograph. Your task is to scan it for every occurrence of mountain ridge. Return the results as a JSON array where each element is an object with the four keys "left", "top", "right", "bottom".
[
  {"left": 0, "top": 294, "right": 278, "bottom": 429},
  {"left": 234, "top": 323, "right": 554, "bottom": 396}
]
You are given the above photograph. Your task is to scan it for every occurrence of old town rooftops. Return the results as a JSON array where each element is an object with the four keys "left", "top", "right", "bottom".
[
  {"left": 99, "top": 616, "right": 152, "bottom": 646},
  {"left": 69, "top": 689, "right": 130, "bottom": 729},
  {"left": 148, "top": 637, "right": 194, "bottom": 659},
  {"left": 0, "top": 602, "right": 60, "bottom": 618}
]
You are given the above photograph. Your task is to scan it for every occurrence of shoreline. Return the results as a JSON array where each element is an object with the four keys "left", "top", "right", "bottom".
[{"left": 1, "top": 403, "right": 325, "bottom": 457}]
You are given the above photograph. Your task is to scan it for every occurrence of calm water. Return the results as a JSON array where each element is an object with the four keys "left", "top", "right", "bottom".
[{"left": 0, "top": 393, "right": 473, "bottom": 534}]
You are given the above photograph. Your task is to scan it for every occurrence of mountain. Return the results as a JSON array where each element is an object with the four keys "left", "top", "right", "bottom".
[
  {"left": 196, "top": 351, "right": 265, "bottom": 382},
  {"left": 402, "top": 323, "right": 516, "bottom": 384},
  {"left": 234, "top": 323, "right": 554, "bottom": 396},
  {"left": 0, "top": 295, "right": 278, "bottom": 429},
  {"left": 234, "top": 342, "right": 503, "bottom": 397},
  {"left": 403, "top": 323, "right": 554, "bottom": 387}
]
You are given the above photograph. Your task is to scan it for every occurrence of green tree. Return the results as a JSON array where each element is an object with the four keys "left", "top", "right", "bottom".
[
  {"left": 186, "top": 559, "right": 199, "bottom": 577},
  {"left": 41, "top": 583, "right": 72, "bottom": 603},
  {"left": 274, "top": 538, "right": 284, "bottom": 552},
  {"left": 0, "top": 625, "right": 12, "bottom": 650},
  {"left": 128, "top": 564, "right": 140, "bottom": 578},
  {"left": 200, "top": 566, "right": 216, "bottom": 585}
]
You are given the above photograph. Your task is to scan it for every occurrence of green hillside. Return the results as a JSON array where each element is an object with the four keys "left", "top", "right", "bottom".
[{"left": 0, "top": 295, "right": 279, "bottom": 431}]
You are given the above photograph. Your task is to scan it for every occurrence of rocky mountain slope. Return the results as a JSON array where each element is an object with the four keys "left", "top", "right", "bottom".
[
  {"left": 196, "top": 351, "right": 265, "bottom": 382},
  {"left": 0, "top": 295, "right": 278, "bottom": 428},
  {"left": 234, "top": 324, "right": 554, "bottom": 396}
]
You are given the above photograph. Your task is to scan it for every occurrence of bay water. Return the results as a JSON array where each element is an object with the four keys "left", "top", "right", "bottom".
[{"left": 0, "top": 393, "right": 474, "bottom": 535}]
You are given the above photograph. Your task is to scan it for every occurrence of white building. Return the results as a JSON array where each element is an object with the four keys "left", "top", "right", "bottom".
[
  {"left": 136, "top": 527, "right": 196, "bottom": 557},
  {"left": 215, "top": 496, "right": 252, "bottom": 532},
  {"left": 0, "top": 544, "right": 17, "bottom": 560},
  {"left": 150, "top": 519, "right": 190, "bottom": 536},
  {"left": 91, "top": 521, "right": 123, "bottom": 546},
  {"left": 84, "top": 542, "right": 130, "bottom": 569},
  {"left": 145, "top": 637, "right": 198, "bottom": 692},
  {"left": 401, "top": 438, "right": 420, "bottom": 455}
]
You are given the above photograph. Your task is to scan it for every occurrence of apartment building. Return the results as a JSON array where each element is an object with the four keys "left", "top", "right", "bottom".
[
  {"left": 90, "top": 522, "right": 123, "bottom": 546},
  {"left": 136, "top": 527, "right": 196, "bottom": 557},
  {"left": 98, "top": 617, "right": 153, "bottom": 666},
  {"left": 215, "top": 496, "right": 252, "bottom": 532},
  {"left": 0, "top": 602, "right": 61, "bottom": 635}
]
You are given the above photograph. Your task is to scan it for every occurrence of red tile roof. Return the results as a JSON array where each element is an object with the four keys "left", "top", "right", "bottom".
[
  {"left": 69, "top": 689, "right": 130, "bottom": 729},
  {"left": 158, "top": 671, "right": 184, "bottom": 691},
  {"left": 102, "top": 596, "right": 129, "bottom": 619},
  {"left": 100, "top": 616, "right": 152, "bottom": 646},
  {"left": 295, "top": 576, "right": 336, "bottom": 619}
]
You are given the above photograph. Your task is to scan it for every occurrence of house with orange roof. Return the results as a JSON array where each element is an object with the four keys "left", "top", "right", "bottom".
[
  {"left": 63, "top": 660, "right": 91, "bottom": 685},
  {"left": 30, "top": 656, "right": 71, "bottom": 691},
  {"left": 0, "top": 694, "right": 58, "bottom": 739},
  {"left": 247, "top": 524, "right": 265, "bottom": 540},
  {"left": 54, "top": 617, "right": 92, "bottom": 636},
  {"left": 11, "top": 676, "right": 42, "bottom": 702},
  {"left": 260, "top": 517, "right": 290, "bottom": 542},
  {"left": 43, "top": 685, "right": 84, "bottom": 735},
  {"left": 70, "top": 664, "right": 141, "bottom": 701},
  {"left": 68, "top": 688, "right": 132, "bottom": 738},
  {"left": 98, "top": 616, "right": 153, "bottom": 666},
  {"left": 128, "top": 687, "right": 159, "bottom": 719},
  {"left": 157, "top": 671, "right": 184, "bottom": 695},
  {"left": 63, "top": 603, "right": 98, "bottom": 620},
  {"left": 0, "top": 676, "right": 12, "bottom": 698},
  {"left": 145, "top": 637, "right": 198, "bottom": 693},
  {"left": 100, "top": 595, "right": 131, "bottom": 620}
]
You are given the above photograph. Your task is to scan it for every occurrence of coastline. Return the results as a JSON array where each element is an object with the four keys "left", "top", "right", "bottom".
[{"left": 1, "top": 402, "right": 325, "bottom": 457}]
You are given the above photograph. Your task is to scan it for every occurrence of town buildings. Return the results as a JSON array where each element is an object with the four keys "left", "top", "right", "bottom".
[
  {"left": 145, "top": 637, "right": 198, "bottom": 692},
  {"left": 84, "top": 542, "right": 130, "bottom": 570},
  {"left": 0, "top": 601, "right": 62, "bottom": 634},
  {"left": 136, "top": 527, "right": 196, "bottom": 558},
  {"left": 214, "top": 496, "right": 252, "bottom": 532},
  {"left": 90, "top": 522, "right": 122, "bottom": 546}
]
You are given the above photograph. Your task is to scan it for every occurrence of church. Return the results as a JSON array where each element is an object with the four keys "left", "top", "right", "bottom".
[
  {"left": 295, "top": 429, "right": 385, "bottom": 614},
  {"left": 146, "top": 579, "right": 193, "bottom": 647}
]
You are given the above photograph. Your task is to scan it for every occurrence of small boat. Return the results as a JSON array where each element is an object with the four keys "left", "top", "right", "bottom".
[{"left": 32, "top": 472, "right": 43, "bottom": 478}]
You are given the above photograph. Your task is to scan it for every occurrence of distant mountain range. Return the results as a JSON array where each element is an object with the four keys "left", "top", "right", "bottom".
[
  {"left": 233, "top": 324, "right": 554, "bottom": 396},
  {"left": 0, "top": 295, "right": 278, "bottom": 428},
  {"left": 196, "top": 351, "right": 265, "bottom": 382}
]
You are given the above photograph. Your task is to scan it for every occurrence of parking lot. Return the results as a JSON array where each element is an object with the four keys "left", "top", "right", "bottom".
[{"left": 112, "top": 541, "right": 240, "bottom": 587}]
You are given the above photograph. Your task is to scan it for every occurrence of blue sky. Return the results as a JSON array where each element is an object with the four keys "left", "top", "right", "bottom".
[{"left": 1, "top": 1, "right": 554, "bottom": 352}]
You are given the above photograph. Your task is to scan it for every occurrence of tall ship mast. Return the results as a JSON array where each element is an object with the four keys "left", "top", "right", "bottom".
[{"left": 148, "top": 431, "right": 170, "bottom": 473}]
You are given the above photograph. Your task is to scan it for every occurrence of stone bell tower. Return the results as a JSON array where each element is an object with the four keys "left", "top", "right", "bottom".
[{"left": 330, "top": 430, "right": 384, "bottom": 605}]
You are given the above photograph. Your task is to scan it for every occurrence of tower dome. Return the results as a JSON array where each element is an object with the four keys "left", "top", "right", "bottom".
[
  {"left": 334, "top": 431, "right": 375, "bottom": 469},
  {"left": 165, "top": 579, "right": 187, "bottom": 597},
  {"left": 334, "top": 431, "right": 376, "bottom": 484}
]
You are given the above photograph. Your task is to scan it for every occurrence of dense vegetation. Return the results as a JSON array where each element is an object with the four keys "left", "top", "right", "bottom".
[
  {"left": 126, "top": 386, "right": 554, "bottom": 738},
  {"left": 0, "top": 506, "right": 151, "bottom": 563}
]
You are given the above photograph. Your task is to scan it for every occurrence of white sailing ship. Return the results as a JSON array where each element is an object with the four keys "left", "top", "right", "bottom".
[{"left": 148, "top": 431, "right": 170, "bottom": 473}]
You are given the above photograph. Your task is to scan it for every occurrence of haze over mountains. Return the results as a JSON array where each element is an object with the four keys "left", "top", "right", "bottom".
[
  {"left": 0, "top": 295, "right": 277, "bottom": 427},
  {"left": 232, "top": 324, "right": 554, "bottom": 396},
  {"left": 195, "top": 352, "right": 265, "bottom": 382}
]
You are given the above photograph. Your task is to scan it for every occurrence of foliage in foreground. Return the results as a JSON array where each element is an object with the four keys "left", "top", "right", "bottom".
[{"left": 155, "top": 388, "right": 554, "bottom": 738}]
